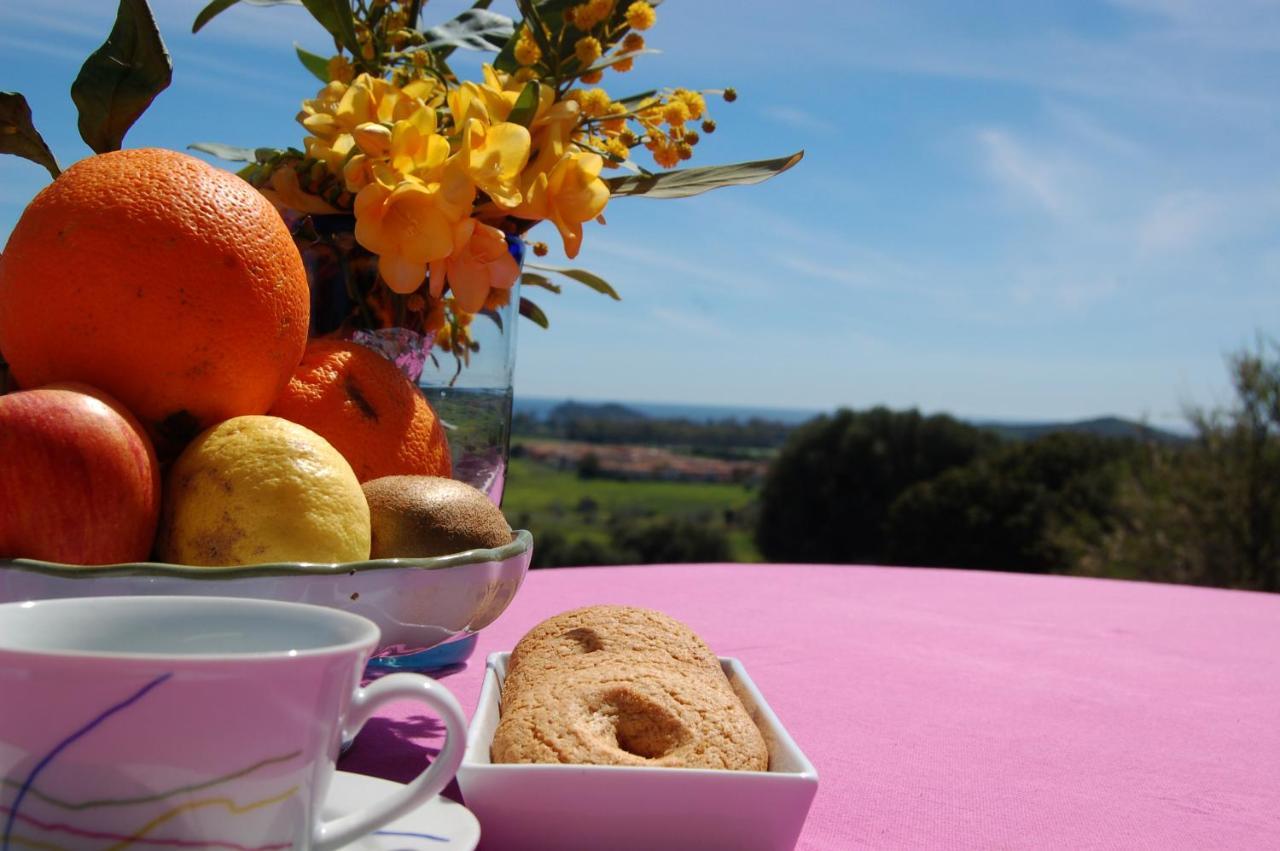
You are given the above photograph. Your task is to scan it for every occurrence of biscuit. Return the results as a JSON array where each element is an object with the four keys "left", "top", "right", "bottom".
[
  {"left": 503, "top": 604, "right": 722, "bottom": 697},
  {"left": 492, "top": 665, "right": 768, "bottom": 770},
  {"left": 493, "top": 605, "right": 769, "bottom": 771}
]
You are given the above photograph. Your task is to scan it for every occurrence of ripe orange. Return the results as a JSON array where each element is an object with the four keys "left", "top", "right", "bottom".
[
  {"left": 268, "top": 339, "right": 452, "bottom": 482},
  {"left": 0, "top": 148, "right": 310, "bottom": 451}
]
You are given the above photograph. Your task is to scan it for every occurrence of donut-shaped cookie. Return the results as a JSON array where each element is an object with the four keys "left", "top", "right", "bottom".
[
  {"left": 492, "top": 664, "right": 768, "bottom": 771},
  {"left": 503, "top": 604, "right": 722, "bottom": 698}
]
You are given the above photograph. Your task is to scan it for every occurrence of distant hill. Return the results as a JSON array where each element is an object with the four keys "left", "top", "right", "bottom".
[
  {"left": 544, "top": 400, "right": 647, "bottom": 424},
  {"left": 978, "top": 416, "right": 1187, "bottom": 444},
  {"left": 516, "top": 398, "right": 1188, "bottom": 444}
]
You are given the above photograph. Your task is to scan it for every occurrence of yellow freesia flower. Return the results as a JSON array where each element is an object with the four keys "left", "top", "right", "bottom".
[
  {"left": 428, "top": 219, "right": 520, "bottom": 314},
  {"left": 353, "top": 122, "right": 393, "bottom": 158},
  {"left": 352, "top": 161, "right": 477, "bottom": 293},
  {"left": 512, "top": 112, "right": 609, "bottom": 259},
  {"left": 389, "top": 109, "right": 449, "bottom": 177},
  {"left": 460, "top": 118, "right": 532, "bottom": 208},
  {"left": 304, "top": 133, "right": 357, "bottom": 176},
  {"left": 259, "top": 167, "right": 340, "bottom": 215}
]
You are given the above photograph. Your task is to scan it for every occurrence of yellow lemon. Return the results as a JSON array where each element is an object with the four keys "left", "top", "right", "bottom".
[{"left": 158, "top": 415, "right": 371, "bottom": 566}]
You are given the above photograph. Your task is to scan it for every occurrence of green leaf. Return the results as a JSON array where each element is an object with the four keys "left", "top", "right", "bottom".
[
  {"left": 525, "top": 262, "right": 621, "bottom": 300},
  {"left": 520, "top": 272, "right": 562, "bottom": 294},
  {"left": 421, "top": 8, "right": 515, "bottom": 52},
  {"left": 614, "top": 89, "right": 657, "bottom": 111},
  {"left": 188, "top": 142, "right": 280, "bottom": 162},
  {"left": 192, "top": 0, "right": 301, "bottom": 34},
  {"left": 519, "top": 296, "right": 550, "bottom": 328},
  {"left": 605, "top": 151, "right": 804, "bottom": 200},
  {"left": 71, "top": 0, "right": 172, "bottom": 154},
  {"left": 583, "top": 48, "right": 659, "bottom": 74},
  {"left": 0, "top": 92, "right": 60, "bottom": 179},
  {"left": 300, "top": 0, "right": 361, "bottom": 59},
  {"left": 507, "top": 81, "right": 541, "bottom": 128},
  {"left": 294, "top": 43, "right": 330, "bottom": 82}
]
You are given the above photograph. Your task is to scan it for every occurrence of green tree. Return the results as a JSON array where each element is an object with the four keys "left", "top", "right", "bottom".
[
  {"left": 1068, "top": 339, "right": 1280, "bottom": 591},
  {"left": 885, "top": 433, "right": 1134, "bottom": 572},
  {"left": 754, "top": 407, "right": 996, "bottom": 563}
]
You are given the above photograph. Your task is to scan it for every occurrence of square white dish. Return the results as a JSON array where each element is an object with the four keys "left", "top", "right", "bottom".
[{"left": 457, "top": 652, "right": 818, "bottom": 851}]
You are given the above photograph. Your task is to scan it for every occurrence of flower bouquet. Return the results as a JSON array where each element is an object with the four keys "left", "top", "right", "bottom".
[{"left": 186, "top": 0, "right": 802, "bottom": 368}]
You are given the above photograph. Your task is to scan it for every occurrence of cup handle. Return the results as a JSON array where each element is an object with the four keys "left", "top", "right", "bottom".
[{"left": 312, "top": 673, "right": 467, "bottom": 851}]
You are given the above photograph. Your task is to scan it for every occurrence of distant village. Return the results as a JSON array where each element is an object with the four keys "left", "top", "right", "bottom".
[{"left": 514, "top": 439, "right": 768, "bottom": 484}]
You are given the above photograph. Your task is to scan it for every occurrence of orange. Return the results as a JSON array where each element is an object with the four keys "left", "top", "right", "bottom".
[
  {"left": 268, "top": 339, "right": 452, "bottom": 482},
  {"left": 0, "top": 148, "right": 310, "bottom": 451}
]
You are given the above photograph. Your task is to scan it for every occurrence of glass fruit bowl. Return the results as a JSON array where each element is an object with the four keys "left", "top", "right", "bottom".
[{"left": 0, "top": 530, "right": 532, "bottom": 671}]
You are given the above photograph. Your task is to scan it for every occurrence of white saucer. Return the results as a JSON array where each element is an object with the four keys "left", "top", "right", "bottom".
[{"left": 323, "top": 771, "right": 480, "bottom": 850}]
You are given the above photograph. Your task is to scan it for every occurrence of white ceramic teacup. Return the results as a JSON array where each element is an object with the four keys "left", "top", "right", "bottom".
[{"left": 0, "top": 596, "right": 467, "bottom": 850}]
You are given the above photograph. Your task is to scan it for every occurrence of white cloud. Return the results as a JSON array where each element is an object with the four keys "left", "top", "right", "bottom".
[
  {"left": 1137, "top": 192, "right": 1218, "bottom": 255},
  {"left": 759, "top": 106, "right": 837, "bottom": 135},
  {"left": 977, "top": 129, "right": 1076, "bottom": 218}
]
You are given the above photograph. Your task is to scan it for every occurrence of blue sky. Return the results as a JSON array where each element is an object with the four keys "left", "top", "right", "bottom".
[{"left": 3, "top": 0, "right": 1278, "bottom": 427}]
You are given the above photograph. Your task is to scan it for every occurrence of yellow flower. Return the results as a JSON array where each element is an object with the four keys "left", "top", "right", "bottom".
[
  {"left": 352, "top": 162, "right": 477, "bottom": 293},
  {"left": 624, "top": 1, "right": 655, "bottom": 30},
  {"left": 612, "top": 56, "right": 634, "bottom": 72},
  {"left": 428, "top": 219, "right": 520, "bottom": 313},
  {"left": 511, "top": 142, "right": 609, "bottom": 258},
  {"left": 675, "top": 89, "right": 707, "bottom": 120},
  {"left": 259, "top": 166, "right": 340, "bottom": 215},
  {"left": 577, "top": 88, "right": 613, "bottom": 118},
  {"left": 459, "top": 118, "right": 532, "bottom": 208},
  {"left": 581, "top": 69, "right": 603, "bottom": 84},
  {"left": 352, "top": 122, "right": 393, "bottom": 158},
  {"left": 514, "top": 26, "right": 541, "bottom": 65},
  {"left": 622, "top": 33, "right": 645, "bottom": 52},
  {"left": 304, "top": 133, "right": 356, "bottom": 176},
  {"left": 327, "top": 55, "right": 355, "bottom": 84},
  {"left": 573, "top": 0, "right": 614, "bottom": 29},
  {"left": 601, "top": 137, "right": 629, "bottom": 163},
  {"left": 389, "top": 109, "right": 449, "bottom": 177},
  {"left": 652, "top": 139, "right": 679, "bottom": 168},
  {"left": 661, "top": 99, "right": 690, "bottom": 127},
  {"left": 575, "top": 36, "right": 603, "bottom": 66}
]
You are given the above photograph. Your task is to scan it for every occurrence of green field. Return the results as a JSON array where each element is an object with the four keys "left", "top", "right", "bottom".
[{"left": 501, "top": 455, "right": 762, "bottom": 563}]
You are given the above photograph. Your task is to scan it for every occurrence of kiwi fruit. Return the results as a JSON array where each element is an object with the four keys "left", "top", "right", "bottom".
[{"left": 362, "top": 475, "right": 512, "bottom": 559}]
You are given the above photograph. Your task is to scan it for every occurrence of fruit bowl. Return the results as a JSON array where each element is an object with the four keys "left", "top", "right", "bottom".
[{"left": 0, "top": 530, "right": 533, "bottom": 668}]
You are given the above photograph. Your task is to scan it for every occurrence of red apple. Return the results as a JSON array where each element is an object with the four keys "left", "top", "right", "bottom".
[{"left": 0, "top": 383, "right": 160, "bottom": 564}]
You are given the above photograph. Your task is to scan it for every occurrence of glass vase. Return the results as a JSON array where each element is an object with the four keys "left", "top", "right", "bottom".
[{"left": 292, "top": 213, "right": 521, "bottom": 506}]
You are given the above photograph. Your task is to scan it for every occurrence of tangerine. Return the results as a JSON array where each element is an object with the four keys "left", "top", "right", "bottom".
[
  {"left": 0, "top": 148, "right": 310, "bottom": 450},
  {"left": 268, "top": 339, "right": 452, "bottom": 482}
]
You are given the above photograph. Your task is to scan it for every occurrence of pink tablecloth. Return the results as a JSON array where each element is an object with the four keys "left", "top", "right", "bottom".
[{"left": 338, "top": 563, "right": 1280, "bottom": 849}]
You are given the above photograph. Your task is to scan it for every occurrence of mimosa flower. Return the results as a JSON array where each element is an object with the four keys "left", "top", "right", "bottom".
[
  {"left": 572, "top": 0, "right": 614, "bottom": 30},
  {"left": 625, "top": 1, "right": 656, "bottom": 30},
  {"left": 353, "top": 161, "right": 477, "bottom": 292},
  {"left": 515, "top": 26, "right": 542, "bottom": 65},
  {"left": 622, "top": 33, "right": 645, "bottom": 52},
  {"left": 575, "top": 36, "right": 603, "bottom": 66},
  {"left": 428, "top": 219, "right": 520, "bottom": 313},
  {"left": 662, "top": 100, "right": 690, "bottom": 127},
  {"left": 675, "top": 89, "right": 706, "bottom": 120},
  {"left": 460, "top": 118, "right": 532, "bottom": 208}
]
